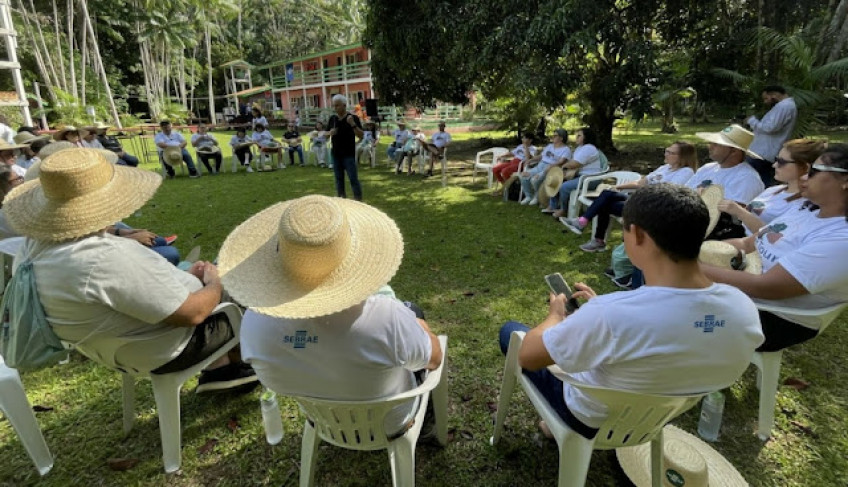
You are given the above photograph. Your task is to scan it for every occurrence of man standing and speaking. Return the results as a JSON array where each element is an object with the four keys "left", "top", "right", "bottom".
[
  {"left": 327, "top": 94, "right": 364, "bottom": 200},
  {"left": 746, "top": 85, "right": 797, "bottom": 186}
]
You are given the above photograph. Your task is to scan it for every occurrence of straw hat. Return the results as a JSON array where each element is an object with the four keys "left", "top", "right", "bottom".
[
  {"left": 700, "top": 185, "right": 724, "bottom": 238},
  {"left": 617, "top": 425, "right": 749, "bottom": 487},
  {"left": 584, "top": 183, "right": 615, "bottom": 199},
  {"left": 537, "top": 166, "right": 564, "bottom": 204},
  {"left": 698, "top": 240, "right": 762, "bottom": 275},
  {"left": 87, "top": 121, "right": 110, "bottom": 131},
  {"left": 163, "top": 146, "right": 184, "bottom": 166},
  {"left": 0, "top": 139, "right": 29, "bottom": 151},
  {"left": 52, "top": 125, "right": 80, "bottom": 141},
  {"left": 695, "top": 125, "right": 761, "bottom": 159},
  {"left": 218, "top": 195, "right": 404, "bottom": 319},
  {"left": 196, "top": 145, "right": 220, "bottom": 154},
  {"left": 4, "top": 148, "right": 161, "bottom": 242},
  {"left": 13, "top": 132, "right": 49, "bottom": 145}
]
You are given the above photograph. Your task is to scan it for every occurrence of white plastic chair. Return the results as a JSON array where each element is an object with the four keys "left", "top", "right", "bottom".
[
  {"left": 291, "top": 335, "right": 448, "bottom": 487},
  {"left": 574, "top": 171, "right": 642, "bottom": 238},
  {"left": 564, "top": 167, "right": 611, "bottom": 218},
  {"left": 751, "top": 301, "right": 847, "bottom": 441},
  {"left": 491, "top": 331, "right": 704, "bottom": 487},
  {"left": 0, "top": 355, "right": 53, "bottom": 476},
  {"left": 472, "top": 147, "right": 509, "bottom": 189},
  {"left": 72, "top": 303, "right": 243, "bottom": 473}
]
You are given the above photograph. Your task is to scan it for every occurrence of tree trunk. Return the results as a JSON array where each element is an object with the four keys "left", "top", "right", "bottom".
[
  {"left": 206, "top": 24, "right": 215, "bottom": 124},
  {"left": 25, "top": 0, "right": 61, "bottom": 92},
  {"left": 16, "top": 3, "right": 57, "bottom": 102},
  {"left": 827, "top": 3, "right": 848, "bottom": 63},
  {"left": 79, "top": 0, "right": 121, "bottom": 127},
  {"left": 80, "top": 6, "right": 86, "bottom": 106},
  {"left": 67, "top": 0, "right": 77, "bottom": 100},
  {"left": 823, "top": 0, "right": 848, "bottom": 62},
  {"left": 52, "top": 0, "right": 67, "bottom": 90}
]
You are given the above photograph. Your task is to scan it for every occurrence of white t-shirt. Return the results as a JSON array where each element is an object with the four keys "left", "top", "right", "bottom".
[
  {"left": 241, "top": 295, "right": 432, "bottom": 432},
  {"left": 752, "top": 208, "right": 848, "bottom": 330},
  {"left": 19, "top": 235, "right": 200, "bottom": 373},
  {"left": 230, "top": 134, "right": 251, "bottom": 148},
  {"left": 82, "top": 139, "right": 104, "bottom": 150},
  {"left": 542, "top": 284, "right": 763, "bottom": 428},
  {"left": 745, "top": 185, "right": 804, "bottom": 233},
  {"left": 191, "top": 133, "right": 217, "bottom": 149},
  {"left": 528, "top": 144, "right": 572, "bottom": 176},
  {"left": 252, "top": 116, "right": 269, "bottom": 128},
  {"left": 431, "top": 131, "right": 452, "bottom": 148},
  {"left": 572, "top": 144, "right": 603, "bottom": 175},
  {"left": 0, "top": 123, "right": 14, "bottom": 144},
  {"left": 645, "top": 164, "right": 695, "bottom": 186},
  {"left": 392, "top": 129, "right": 410, "bottom": 146},
  {"left": 685, "top": 162, "right": 765, "bottom": 203},
  {"left": 9, "top": 164, "right": 25, "bottom": 178},
  {"left": 153, "top": 131, "right": 186, "bottom": 154},
  {"left": 511, "top": 144, "right": 537, "bottom": 162},
  {"left": 252, "top": 130, "right": 276, "bottom": 147}
]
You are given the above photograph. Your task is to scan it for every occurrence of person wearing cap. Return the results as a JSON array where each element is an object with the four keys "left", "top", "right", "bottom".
[
  {"left": 500, "top": 183, "right": 763, "bottom": 440},
  {"left": 327, "top": 94, "right": 364, "bottom": 199},
  {"left": 518, "top": 128, "right": 572, "bottom": 205},
  {"left": 387, "top": 120, "right": 410, "bottom": 165},
  {"left": 251, "top": 122, "right": 285, "bottom": 170},
  {"left": 154, "top": 121, "right": 200, "bottom": 178},
  {"left": 420, "top": 121, "right": 452, "bottom": 178},
  {"left": 218, "top": 195, "right": 443, "bottom": 433},
  {"left": 686, "top": 124, "right": 765, "bottom": 240},
  {"left": 745, "top": 85, "right": 797, "bottom": 186},
  {"left": 3, "top": 148, "right": 258, "bottom": 392},
  {"left": 703, "top": 144, "right": 848, "bottom": 352},
  {"left": 94, "top": 122, "right": 139, "bottom": 167},
  {"left": 191, "top": 123, "right": 223, "bottom": 174}
]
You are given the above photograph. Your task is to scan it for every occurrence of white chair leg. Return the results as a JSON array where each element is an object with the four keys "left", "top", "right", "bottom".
[
  {"left": 231, "top": 155, "right": 238, "bottom": 173},
  {"left": 121, "top": 373, "right": 136, "bottom": 434},
  {"left": 487, "top": 170, "right": 494, "bottom": 189},
  {"left": 472, "top": 167, "right": 477, "bottom": 183},
  {"left": 755, "top": 351, "right": 783, "bottom": 441},
  {"left": 441, "top": 156, "right": 447, "bottom": 187},
  {"left": 388, "top": 434, "right": 416, "bottom": 487},
  {"left": 650, "top": 429, "right": 664, "bottom": 487},
  {"left": 0, "top": 372, "right": 53, "bottom": 475},
  {"left": 150, "top": 375, "right": 183, "bottom": 473},
  {"left": 300, "top": 420, "right": 321, "bottom": 487},
  {"left": 558, "top": 432, "right": 593, "bottom": 487},
  {"left": 490, "top": 332, "right": 521, "bottom": 445}
]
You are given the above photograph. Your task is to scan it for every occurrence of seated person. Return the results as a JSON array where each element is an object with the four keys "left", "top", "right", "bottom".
[
  {"left": 80, "top": 128, "right": 104, "bottom": 149},
  {"left": 283, "top": 121, "right": 304, "bottom": 167},
  {"left": 703, "top": 144, "right": 848, "bottom": 352},
  {"left": 546, "top": 127, "right": 606, "bottom": 215},
  {"left": 519, "top": 128, "right": 571, "bottom": 205},
  {"left": 155, "top": 120, "right": 200, "bottom": 178},
  {"left": 0, "top": 139, "right": 29, "bottom": 177},
  {"left": 3, "top": 148, "right": 257, "bottom": 390},
  {"left": 13, "top": 132, "right": 49, "bottom": 169},
  {"left": 307, "top": 121, "right": 330, "bottom": 168},
  {"left": 0, "top": 164, "right": 23, "bottom": 239},
  {"left": 95, "top": 122, "right": 139, "bottom": 167},
  {"left": 421, "top": 121, "right": 452, "bottom": 177},
  {"left": 108, "top": 223, "right": 180, "bottom": 266},
  {"left": 387, "top": 121, "right": 409, "bottom": 163},
  {"left": 500, "top": 183, "right": 764, "bottom": 437},
  {"left": 355, "top": 121, "right": 378, "bottom": 166},
  {"left": 251, "top": 123, "right": 285, "bottom": 170},
  {"left": 52, "top": 126, "right": 85, "bottom": 147},
  {"left": 191, "top": 123, "right": 223, "bottom": 174},
  {"left": 398, "top": 126, "right": 426, "bottom": 175},
  {"left": 493, "top": 132, "right": 537, "bottom": 191},
  {"left": 218, "top": 195, "right": 443, "bottom": 434},
  {"left": 559, "top": 141, "right": 697, "bottom": 252},
  {"left": 229, "top": 128, "right": 254, "bottom": 172}
]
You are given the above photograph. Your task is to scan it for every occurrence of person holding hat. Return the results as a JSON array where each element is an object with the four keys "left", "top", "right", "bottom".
[
  {"left": 398, "top": 126, "right": 426, "bottom": 175},
  {"left": 307, "top": 121, "right": 330, "bottom": 168},
  {"left": 229, "top": 127, "right": 255, "bottom": 172},
  {"left": 499, "top": 183, "right": 763, "bottom": 439},
  {"left": 420, "top": 121, "right": 452, "bottom": 178},
  {"left": 282, "top": 120, "right": 305, "bottom": 167},
  {"left": 703, "top": 144, "right": 848, "bottom": 352},
  {"left": 218, "top": 195, "right": 443, "bottom": 433},
  {"left": 387, "top": 120, "right": 410, "bottom": 165},
  {"left": 251, "top": 122, "right": 285, "bottom": 170},
  {"left": 545, "top": 127, "right": 606, "bottom": 217},
  {"left": 355, "top": 120, "right": 378, "bottom": 166},
  {"left": 327, "top": 94, "right": 364, "bottom": 199},
  {"left": 191, "top": 123, "right": 223, "bottom": 174},
  {"left": 686, "top": 124, "right": 766, "bottom": 239},
  {"left": 155, "top": 121, "right": 200, "bottom": 178},
  {"left": 94, "top": 122, "right": 139, "bottom": 167},
  {"left": 3, "top": 148, "right": 257, "bottom": 391},
  {"left": 746, "top": 85, "right": 798, "bottom": 186},
  {"left": 518, "top": 128, "right": 572, "bottom": 205}
]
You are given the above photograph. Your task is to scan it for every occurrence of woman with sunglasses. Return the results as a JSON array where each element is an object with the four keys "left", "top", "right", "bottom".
[
  {"left": 718, "top": 139, "right": 825, "bottom": 234},
  {"left": 702, "top": 143, "right": 848, "bottom": 351}
]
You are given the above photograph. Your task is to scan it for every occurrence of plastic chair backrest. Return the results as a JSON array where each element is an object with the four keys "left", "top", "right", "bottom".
[{"left": 755, "top": 301, "right": 847, "bottom": 336}]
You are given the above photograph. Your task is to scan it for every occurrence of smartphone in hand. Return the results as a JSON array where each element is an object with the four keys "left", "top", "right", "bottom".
[{"left": 544, "top": 272, "right": 580, "bottom": 313}]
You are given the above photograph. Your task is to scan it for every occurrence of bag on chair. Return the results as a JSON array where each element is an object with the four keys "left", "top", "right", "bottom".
[{"left": 0, "top": 259, "right": 66, "bottom": 370}]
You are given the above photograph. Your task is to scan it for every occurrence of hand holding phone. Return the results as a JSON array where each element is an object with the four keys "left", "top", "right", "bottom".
[{"left": 544, "top": 272, "right": 580, "bottom": 313}]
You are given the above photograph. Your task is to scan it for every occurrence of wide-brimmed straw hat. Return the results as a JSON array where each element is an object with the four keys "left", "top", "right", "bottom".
[
  {"left": 698, "top": 240, "right": 762, "bottom": 275},
  {"left": 584, "top": 183, "right": 615, "bottom": 199},
  {"left": 4, "top": 148, "right": 161, "bottom": 242},
  {"left": 163, "top": 146, "right": 183, "bottom": 166},
  {"left": 52, "top": 125, "right": 81, "bottom": 141},
  {"left": 218, "top": 195, "right": 404, "bottom": 319},
  {"left": 0, "top": 139, "right": 29, "bottom": 152},
  {"left": 196, "top": 145, "right": 220, "bottom": 154},
  {"left": 537, "top": 166, "right": 563, "bottom": 204},
  {"left": 617, "top": 425, "right": 749, "bottom": 487},
  {"left": 87, "top": 121, "right": 110, "bottom": 131},
  {"left": 13, "top": 132, "right": 49, "bottom": 145},
  {"left": 700, "top": 185, "right": 723, "bottom": 238},
  {"left": 695, "top": 125, "right": 761, "bottom": 159}
]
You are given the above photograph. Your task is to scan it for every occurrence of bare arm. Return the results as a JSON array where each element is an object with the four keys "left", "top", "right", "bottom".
[
  {"left": 416, "top": 318, "right": 443, "bottom": 370},
  {"left": 163, "top": 263, "right": 223, "bottom": 327},
  {"left": 718, "top": 199, "right": 766, "bottom": 234},
  {"left": 701, "top": 263, "right": 808, "bottom": 300},
  {"left": 518, "top": 293, "right": 567, "bottom": 370}
]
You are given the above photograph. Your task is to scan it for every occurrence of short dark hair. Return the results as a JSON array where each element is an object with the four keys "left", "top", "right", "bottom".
[
  {"left": 762, "top": 85, "right": 786, "bottom": 94},
  {"left": 578, "top": 127, "right": 597, "bottom": 146},
  {"left": 553, "top": 128, "right": 568, "bottom": 142},
  {"left": 30, "top": 139, "right": 50, "bottom": 154},
  {"left": 622, "top": 184, "right": 708, "bottom": 262},
  {"left": 159, "top": 120, "right": 171, "bottom": 127}
]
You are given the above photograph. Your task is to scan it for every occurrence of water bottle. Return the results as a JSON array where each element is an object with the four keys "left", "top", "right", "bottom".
[
  {"left": 697, "top": 391, "right": 725, "bottom": 442},
  {"left": 260, "top": 389, "right": 284, "bottom": 445}
]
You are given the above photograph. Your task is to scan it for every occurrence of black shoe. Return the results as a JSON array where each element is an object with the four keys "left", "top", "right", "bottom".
[
  {"left": 603, "top": 267, "right": 615, "bottom": 279},
  {"left": 612, "top": 275, "right": 633, "bottom": 290},
  {"left": 196, "top": 362, "right": 259, "bottom": 394}
]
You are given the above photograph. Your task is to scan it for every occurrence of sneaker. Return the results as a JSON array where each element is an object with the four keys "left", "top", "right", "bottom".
[
  {"left": 163, "top": 234, "right": 178, "bottom": 245},
  {"left": 196, "top": 362, "right": 259, "bottom": 394},
  {"left": 541, "top": 207, "right": 556, "bottom": 214},
  {"left": 527, "top": 196, "right": 538, "bottom": 206},
  {"left": 519, "top": 197, "right": 532, "bottom": 205},
  {"left": 612, "top": 275, "right": 633, "bottom": 290},
  {"left": 246, "top": 166, "right": 254, "bottom": 173},
  {"left": 579, "top": 239, "right": 607, "bottom": 252},
  {"left": 603, "top": 267, "right": 616, "bottom": 279},
  {"left": 559, "top": 217, "right": 585, "bottom": 235},
  {"left": 189, "top": 172, "right": 200, "bottom": 179}
]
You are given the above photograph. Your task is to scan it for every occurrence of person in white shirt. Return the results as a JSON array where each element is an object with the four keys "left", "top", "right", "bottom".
[
  {"left": 0, "top": 139, "right": 29, "bottom": 178},
  {"left": 250, "top": 107, "right": 269, "bottom": 131},
  {"left": 519, "top": 128, "right": 572, "bottom": 205},
  {"left": 547, "top": 127, "right": 606, "bottom": 215},
  {"left": 686, "top": 124, "right": 766, "bottom": 239},
  {"left": 154, "top": 120, "right": 200, "bottom": 178},
  {"left": 0, "top": 115, "right": 14, "bottom": 144},
  {"left": 746, "top": 85, "right": 797, "bottom": 186},
  {"left": 355, "top": 121, "right": 378, "bottom": 166},
  {"left": 387, "top": 121, "right": 410, "bottom": 164},
  {"left": 307, "top": 121, "right": 330, "bottom": 168},
  {"left": 218, "top": 195, "right": 443, "bottom": 434},
  {"left": 501, "top": 183, "right": 763, "bottom": 437},
  {"left": 719, "top": 139, "right": 824, "bottom": 235},
  {"left": 251, "top": 122, "right": 285, "bottom": 170},
  {"left": 397, "top": 126, "right": 426, "bottom": 175},
  {"left": 229, "top": 127, "right": 254, "bottom": 172},
  {"left": 421, "top": 121, "right": 452, "bottom": 177},
  {"left": 80, "top": 128, "right": 104, "bottom": 149},
  {"left": 191, "top": 123, "right": 223, "bottom": 174},
  {"left": 493, "top": 132, "right": 537, "bottom": 191},
  {"left": 704, "top": 144, "right": 848, "bottom": 352}
]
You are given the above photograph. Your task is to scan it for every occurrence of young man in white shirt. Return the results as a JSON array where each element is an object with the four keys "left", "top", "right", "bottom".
[
  {"left": 746, "top": 85, "right": 797, "bottom": 186},
  {"left": 154, "top": 120, "right": 200, "bottom": 178},
  {"left": 387, "top": 121, "right": 410, "bottom": 167},
  {"left": 422, "top": 121, "right": 452, "bottom": 177},
  {"left": 499, "top": 183, "right": 763, "bottom": 437}
]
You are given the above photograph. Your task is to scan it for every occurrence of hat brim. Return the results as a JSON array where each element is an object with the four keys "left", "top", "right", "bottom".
[
  {"left": 700, "top": 185, "right": 724, "bottom": 238},
  {"left": 4, "top": 160, "right": 161, "bottom": 242},
  {"left": 218, "top": 199, "right": 404, "bottom": 319},
  {"left": 584, "top": 183, "right": 615, "bottom": 199},
  {"left": 163, "top": 148, "right": 183, "bottom": 166},
  {"left": 538, "top": 167, "right": 564, "bottom": 202},
  {"left": 52, "top": 128, "right": 78, "bottom": 141},
  {"left": 695, "top": 132, "right": 762, "bottom": 160},
  {"left": 616, "top": 425, "right": 749, "bottom": 487}
]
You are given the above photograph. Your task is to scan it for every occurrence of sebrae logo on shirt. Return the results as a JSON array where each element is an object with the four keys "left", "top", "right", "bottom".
[
  {"left": 693, "top": 314, "right": 725, "bottom": 333},
  {"left": 283, "top": 330, "right": 318, "bottom": 349},
  {"left": 756, "top": 222, "right": 787, "bottom": 244},
  {"left": 748, "top": 200, "right": 766, "bottom": 216}
]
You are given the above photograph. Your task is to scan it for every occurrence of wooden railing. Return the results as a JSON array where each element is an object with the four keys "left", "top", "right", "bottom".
[{"left": 270, "top": 61, "right": 371, "bottom": 90}]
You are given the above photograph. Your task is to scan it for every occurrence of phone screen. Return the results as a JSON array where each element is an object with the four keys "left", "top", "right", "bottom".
[{"left": 544, "top": 273, "right": 579, "bottom": 313}]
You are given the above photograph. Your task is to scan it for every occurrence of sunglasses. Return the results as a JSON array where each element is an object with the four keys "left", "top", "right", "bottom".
[
  {"left": 808, "top": 163, "right": 848, "bottom": 178},
  {"left": 774, "top": 157, "right": 796, "bottom": 166}
]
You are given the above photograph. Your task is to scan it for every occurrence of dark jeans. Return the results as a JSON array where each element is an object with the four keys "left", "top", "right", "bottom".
[
  {"left": 333, "top": 154, "right": 362, "bottom": 200},
  {"left": 583, "top": 190, "right": 627, "bottom": 240},
  {"left": 152, "top": 313, "right": 234, "bottom": 374},
  {"left": 288, "top": 145, "right": 305, "bottom": 165},
  {"left": 234, "top": 146, "right": 253, "bottom": 165},
  {"left": 757, "top": 310, "right": 818, "bottom": 352},
  {"left": 746, "top": 156, "right": 775, "bottom": 187},
  {"left": 118, "top": 153, "right": 139, "bottom": 167},
  {"left": 161, "top": 149, "right": 199, "bottom": 177},
  {"left": 498, "top": 321, "right": 599, "bottom": 439},
  {"left": 198, "top": 152, "right": 223, "bottom": 173}
]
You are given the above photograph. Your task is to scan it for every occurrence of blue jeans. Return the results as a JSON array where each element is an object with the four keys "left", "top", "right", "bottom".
[
  {"left": 114, "top": 223, "right": 180, "bottom": 266},
  {"left": 333, "top": 155, "right": 362, "bottom": 200},
  {"left": 555, "top": 178, "right": 582, "bottom": 210},
  {"left": 119, "top": 153, "right": 139, "bottom": 167},
  {"left": 161, "top": 149, "right": 199, "bottom": 176},
  {"left": 387, "top": 145, "right": 400, "bottom": 162},
  {"left": 288, "top": 145, "right": 304, "bottom": 165},
  {"left": 582, "top": 190, "right": 627, "bottom": 240},
  {"left": 519, "top": 174, "right": 543, "bottom": 199}
]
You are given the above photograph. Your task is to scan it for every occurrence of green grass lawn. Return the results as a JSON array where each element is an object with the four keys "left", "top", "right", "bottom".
[{"left": 1, "top": 124, "right": 847, "bottom": 486}]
